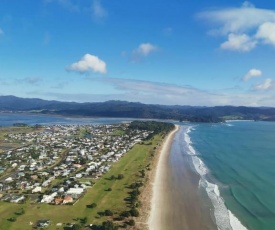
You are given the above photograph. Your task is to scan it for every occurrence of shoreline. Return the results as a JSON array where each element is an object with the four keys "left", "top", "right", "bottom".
[
  {"left": 147, "top": 125, "right": 217, "bottom": 230},
  {"left": 147, "top": 125, "right": 179, "bottom": 230},
  {"left": 135, "top": 125, "right": 179, "bottom": 230}
]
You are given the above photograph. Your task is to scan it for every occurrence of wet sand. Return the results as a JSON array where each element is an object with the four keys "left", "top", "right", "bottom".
[{"left": 148, "top": 125, "right": 216, "bottom": 230}]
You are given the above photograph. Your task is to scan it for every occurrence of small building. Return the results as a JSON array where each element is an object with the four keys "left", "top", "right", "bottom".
[
  {"left": 63, "top": 195, "right": 73, "bottom": 204},
  {"left": 66, "top": 188, "right": 84, "bottom": 195},
  {"left": 54, "top": 198, "right": 63, "bottom": 205},
  {"left": 10, "top": 195, "right": 25, "bottom": 203},
  {"left": 32, "top": 186, "right": 42, "bottom": 193}
]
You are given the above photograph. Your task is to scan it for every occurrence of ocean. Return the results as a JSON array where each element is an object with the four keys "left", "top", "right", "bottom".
[{"left": 182, "top": 121, "right": 275, "bottom": 230}]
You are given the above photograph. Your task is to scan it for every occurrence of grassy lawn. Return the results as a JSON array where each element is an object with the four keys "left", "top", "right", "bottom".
[
  {"left": 0, "top": 126, "right": 42, "bottom": 154},
  {"left": 110, "top": 129, "right": 126, "bottom": 136},
  {"left": 0, "top": 134, "right": 163, "bottom": 229}
]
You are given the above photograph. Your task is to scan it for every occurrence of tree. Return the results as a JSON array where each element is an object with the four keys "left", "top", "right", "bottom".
[
  {"left": 91, "top": 202, "right": 97, "bottom": 208},
  {"left": 128, "top": 219, "right": 135, "bottom": 226},
  {"left": 104, "top": 209, "right": 113, "bottom": 216},
  {"left": 140, "top": 170, "right": 145, "bottom": 178},
  {"left": 117, "top": 174, "right": 124, "bottom": 180},
  {"left": 130, "top": 208, "right": 139, "bottom": 217},
  {"left": 110, "top": 175, "right": 116, "bottom": 180},
  {"left": 87, "top": 202, "right": 97, "bottom": 208},
  {"left": 81, "top": 217, "right": 87, "bottom": 225},
  {"left": 101, "top": 220, "right": 118, "bottom": 230},
  {"left": 120, "top": 211, "right": 131, "bottom": 218},
  {"left": 72, "top": 224, "right": 81, "bottom": 230}
]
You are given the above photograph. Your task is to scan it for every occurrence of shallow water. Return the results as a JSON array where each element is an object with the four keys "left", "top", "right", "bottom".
[{"left": 0, "top": 113, "right": 134, "bottom": 126}]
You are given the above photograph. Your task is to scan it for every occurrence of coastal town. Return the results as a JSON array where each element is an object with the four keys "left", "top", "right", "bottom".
[{"left": 0, "top": 123, "right": 152, "bottom": 206}]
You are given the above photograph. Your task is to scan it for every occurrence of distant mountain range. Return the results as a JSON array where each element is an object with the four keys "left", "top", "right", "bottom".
[{"left": 1, "top": 95, "right": 275, "bottom": 122}]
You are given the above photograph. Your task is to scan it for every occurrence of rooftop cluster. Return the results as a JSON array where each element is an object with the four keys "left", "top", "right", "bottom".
[{"left": 0, "top": 123, "right": 152, "bottom": 205}]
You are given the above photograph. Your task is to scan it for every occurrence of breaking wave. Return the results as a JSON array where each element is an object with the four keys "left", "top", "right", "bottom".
[{"left": 184, "top": 126, "right": 248, "bottom": 230}]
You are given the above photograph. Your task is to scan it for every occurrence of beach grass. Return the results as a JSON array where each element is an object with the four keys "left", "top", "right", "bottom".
[{"left": 0, "top": 134, "right": 163, "bottom": 229}]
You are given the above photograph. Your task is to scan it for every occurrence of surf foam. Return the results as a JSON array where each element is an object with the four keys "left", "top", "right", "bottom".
[
  {"left": 184, "top": 127, "right": 196, "bottom": 155},
  {"left": 185, "top": 126, "right": 248, "bottom": 230}
]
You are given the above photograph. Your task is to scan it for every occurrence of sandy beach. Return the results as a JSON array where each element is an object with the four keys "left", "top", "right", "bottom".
[{"left": 148, "top": 125, "right": 216, "bottom": 230}]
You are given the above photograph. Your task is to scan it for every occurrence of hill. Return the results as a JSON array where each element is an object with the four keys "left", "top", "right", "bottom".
[{"left": 1, "top": 95, "right": 275, "bottom": 122}]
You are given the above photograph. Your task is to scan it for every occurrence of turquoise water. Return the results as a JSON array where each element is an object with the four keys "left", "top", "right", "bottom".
[{"left": 189, "top": 121, "right": 275, "bottom": 230}]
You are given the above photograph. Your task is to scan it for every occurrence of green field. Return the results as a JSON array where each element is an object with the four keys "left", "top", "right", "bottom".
[
  {"left": 0, "top": 126, "right": 42, "bottom": 154},
  {"left": 0, "top": 134, "right": 164, "bottom": 229}
]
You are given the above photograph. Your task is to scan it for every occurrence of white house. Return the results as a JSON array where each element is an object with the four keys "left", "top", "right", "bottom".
[{"left": 32, "top": 186, "right": 42, "bottom": 193}]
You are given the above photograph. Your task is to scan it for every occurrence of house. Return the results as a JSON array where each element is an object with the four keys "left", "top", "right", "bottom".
[
  {"left": 32, "top": 186, "right": 42, "bottom": 193},
  {"left": 66, "top": 188, "right": 84, "bottom": 195},
  {"left": 10, "top": 195, "right": 25, "bottom": 203},
  {"left": 36, "top": 220, "right": 50, "bottom": 228},
  {"left": 41, "top": 192, "right": 57, "bottom": 203},
  {"left": 54, "top": 197, "right": 63, "bottom": 205},
  {"left": 5, "top": 177, "right": 13, "bottom": 182},
  {"left": 63, "top": 195, "right": 73, "bottom": 204},
  {"left": 75, "top": 173, "right": 82, "bottom": 179}
]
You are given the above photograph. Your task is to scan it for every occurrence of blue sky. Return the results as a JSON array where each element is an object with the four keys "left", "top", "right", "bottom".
[{"left": 1, "top": 0, "right": 275, "bottom": 106}]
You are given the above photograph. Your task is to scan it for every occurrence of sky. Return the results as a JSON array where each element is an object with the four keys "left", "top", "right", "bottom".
[{"left": 1, "top": 0, "right": 275, "bottom": 106}]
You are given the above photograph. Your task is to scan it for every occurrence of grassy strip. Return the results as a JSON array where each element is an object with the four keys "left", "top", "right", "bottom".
[{"left": 0, "top": 134, "right": 163, "bottom": 229}]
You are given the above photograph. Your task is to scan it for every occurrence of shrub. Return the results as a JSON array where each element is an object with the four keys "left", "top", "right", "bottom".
[
  {"left": 101, "top": 220, "right": 118, "bottom": 230},
  {"left": 120, "top": 211, "right": 131, "bottom": 218},
  {"left": 130, "top": 208, "right": 139, "bottom": 217},
  {"left": 104, "top": 209, "right": 113, "bottom": 216},
  {"left": 117, "top": 174, "right": 124, "bottom": 180},
  {"left": 90, "top": 203, "right": 97, "bottom": 208},
  {"left": 110, "top": 175, "right": 116, "bottom": 180},
  {"left": 128, "top": 219, "right": 135, "bottom": 226}
]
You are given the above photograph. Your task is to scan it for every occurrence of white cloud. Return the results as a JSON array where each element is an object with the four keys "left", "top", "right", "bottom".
[
  {"left": 135, "top": 43, "right": 158, "bottom": 56},
  {"left": 131, "top": 43, "right": 158, "bottom": 62},
  {"left": 79, "top": 77, "right": 275, "bottom": 106},
  {"left": 67, "top": 54, "right": 107, "bottom": 74},
  {"left": 256, "top": 22, "right": 275, "bottom": 46},
  {"left": 198, "top": 2, "right": 275, "bottom": 51},
  {"left": 92, "top": 0, "right": 108, "bottom": 21},
  {"left": 199, "top": 2, "right": 275, "bottom": 35},
  {"left": 102, "top": 78, "right": 195, "bottom": 95},
  {"left": 221, "top": 33, "right": 257, "bottom": 52},
  {"left": 253, "top": 78, "right": 274, "bottom": 90},
  {"left": 243, "top": 69, "right": 262, "bottom": 81},
  {"left": 0, "top": 28, "right": 4, "bottom": 35},
  {"left": 25, "top": 77, "right": 275, "bottom": 107}
]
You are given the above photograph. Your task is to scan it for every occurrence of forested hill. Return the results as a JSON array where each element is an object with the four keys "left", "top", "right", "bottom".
[{"left": 1, "top": 95, "right": 275, "bottom": 122}]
